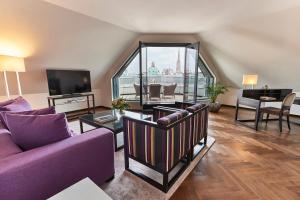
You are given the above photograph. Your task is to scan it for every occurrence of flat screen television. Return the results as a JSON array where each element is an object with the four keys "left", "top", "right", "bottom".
[{"left": 46, "top": 69, "right": 91, "bottom": 96}]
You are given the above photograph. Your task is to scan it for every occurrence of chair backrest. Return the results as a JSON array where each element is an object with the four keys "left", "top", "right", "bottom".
[
  {"left": 163, "top": 84, "right": 177, "bottom": 96},
  {"left": 133, "top": 83, "right": 140, "bottom": 96},
  {"left": 186, "top": 104, "right": 209, "bottom": 147},
  {"left": 123, "top": 111, "right": 192, "bottom": 173},
  {"left": 143, "top": 84, "right": 148, "bottom": 94},
  {"left": 282, "top": 93, "right": 296, "bottom": 109},
  {"left": 149, "top": 84, "right": 161, "bottom": 98}
]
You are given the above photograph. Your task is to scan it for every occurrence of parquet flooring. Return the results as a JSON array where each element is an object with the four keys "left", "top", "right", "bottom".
[{"left": 171, "top": 107, "right": 300, "bottom": 200}]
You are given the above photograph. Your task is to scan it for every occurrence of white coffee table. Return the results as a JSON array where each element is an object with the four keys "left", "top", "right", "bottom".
[{"left": 48, "top": 178, "right": 112, "bottom": 200}]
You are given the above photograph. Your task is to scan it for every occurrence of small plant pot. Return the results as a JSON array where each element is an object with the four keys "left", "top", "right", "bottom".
[{"left": 209, "top": 102, "right": 222, "bottom": 113}]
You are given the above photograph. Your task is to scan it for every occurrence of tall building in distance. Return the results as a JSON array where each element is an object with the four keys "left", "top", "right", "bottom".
[{"left": 176, "top": 49, "right": 182, "bottom": 74}]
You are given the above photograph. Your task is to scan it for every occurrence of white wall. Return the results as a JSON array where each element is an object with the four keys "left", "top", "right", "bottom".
[{"left": 0, "top": 0, "right": 137, "bottom": 96}]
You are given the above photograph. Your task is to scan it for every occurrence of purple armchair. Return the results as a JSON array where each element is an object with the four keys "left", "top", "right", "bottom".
[{"left": 0, "top": 127, "right": 115, "bottom": 200}]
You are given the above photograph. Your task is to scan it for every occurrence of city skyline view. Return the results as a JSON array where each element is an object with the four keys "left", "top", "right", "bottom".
[{"left": 124, "top": 47, "right": 186, "bottom": 76}]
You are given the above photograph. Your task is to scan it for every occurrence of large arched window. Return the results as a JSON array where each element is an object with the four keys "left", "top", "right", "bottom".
[{"left": 112, "top": 42, "right": 215, "bottom": 105}]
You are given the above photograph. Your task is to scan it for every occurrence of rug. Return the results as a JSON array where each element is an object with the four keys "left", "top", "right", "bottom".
[{"left": 69, "top": 121, "right": 215, "bottom": 200}]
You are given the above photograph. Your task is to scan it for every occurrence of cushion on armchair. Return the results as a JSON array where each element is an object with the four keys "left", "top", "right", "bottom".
[
  {"left": 6, "top": 113, "right": 72, "bottom": 150},
  {"left": 0, "top": 96, "right": 31, "bottom": 112},
  {"left": 186, "top": 103, "right": 205, "bottom": 113},
  {"left": 0, "top": 106, "right": 55, "bottom": 129},
  {"left": 157, "top": 110, "right": 189, "bottom": 126}
]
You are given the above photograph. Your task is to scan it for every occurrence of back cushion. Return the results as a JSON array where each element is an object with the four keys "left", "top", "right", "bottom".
[
  {"left": 0, "top": 107, "right": 55, "bottom": 129},
  {"left": 0, "top": 96, "right": 31, "bottom": 112},
  {"left": 186, "top": 103, "right": 205, "bottom": 113},
  {"left": 157, "top": 110, "right": 189, "bottom": 126},
  {"left": 0, "top": 132, "right": 22, "bottom": 160},
  {"left": 0, "top": 99, "right": 15, "bottom": 109},
  {"left": 6, "top": 113, "right": 72, "bottom": 150}
]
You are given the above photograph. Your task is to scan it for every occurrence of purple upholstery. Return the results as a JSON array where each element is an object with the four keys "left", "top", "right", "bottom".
[
  {"left": 0, "top": 99, "right": 14, "bottom": 108},
  {"left": 0, "top": 131, "right": 22, "bottom": 160},
  {"left": 6, "top": 113, "right": 71, "bottom": 150},
  {"left": 157, "top": 110, "right": 189, "bottom": 126},
  {"left": 186, "top": 103, "right": 205, "bottom": 113},
  {"left": 0, "top": 128, "right": 115, "bottom": 200},
  {"left": 0, "top": 107, "right": 55, "bottom": 129},
  {"left": 0, "top": 96, "right": 31, "bottom": 112}
]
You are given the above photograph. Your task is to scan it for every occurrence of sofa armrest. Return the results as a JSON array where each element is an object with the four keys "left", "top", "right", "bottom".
[{"left": 0, "top": 128, "right": 114, "bottom": 200}]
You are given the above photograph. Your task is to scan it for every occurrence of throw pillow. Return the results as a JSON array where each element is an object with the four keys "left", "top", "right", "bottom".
[
  {"left": 6, "top": 113, "right": 71, "bottom": 150},
  {"left": 1, "top": 96, "right": 31, "bottom": 112},
  {"left": 0, "top": 107, "right": 56, "bottom": 129}
]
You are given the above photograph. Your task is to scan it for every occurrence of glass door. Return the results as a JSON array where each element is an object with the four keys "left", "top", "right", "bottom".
[{"left": 183, "top": 42, "right": 199, "bottom": 102}]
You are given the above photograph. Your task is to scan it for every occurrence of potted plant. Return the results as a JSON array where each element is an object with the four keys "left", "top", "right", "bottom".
[
  {"left": 112, "top": 97, "right": 129, "bottom": 114},
  {"left": 207, "top": 83, "right": 228, "bottom": 113}
]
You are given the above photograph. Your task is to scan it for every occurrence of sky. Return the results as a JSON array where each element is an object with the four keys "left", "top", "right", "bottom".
[{"left": 125, "top": 47, "right": 186, "bottom": 75}]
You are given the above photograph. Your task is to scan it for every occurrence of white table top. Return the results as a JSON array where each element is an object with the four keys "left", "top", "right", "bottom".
[{"left": 48, "top": 178, "right": 112, "bottom": 200}]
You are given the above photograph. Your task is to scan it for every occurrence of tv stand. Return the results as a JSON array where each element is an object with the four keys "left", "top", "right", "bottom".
[
  {"left": 62, "top": 93, "right": 82, "bottom": 98},
  {"left": 47, "top": 93, "right": 95, "bottom": 117}
]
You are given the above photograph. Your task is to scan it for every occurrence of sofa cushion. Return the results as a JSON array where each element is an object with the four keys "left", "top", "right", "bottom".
[
  {"left": 6, "top": 113, "right": 72, "bottom": 150},
  {"left": 157, "top": 110, "right": 189, "bottom": 126},
  {"left": 0, "top": 96, "right": 31, "bottom": 112},
  {"left": 0, "top": 131, "right": 23, "bottom": 160},
  {"left": 0, "top": 99, "right": 15, "bottom": 108},
  {"left": 186, "top": 103, "right": 205, "bottom": 113},
  {"left": 0, "top": 107, "right": 55, "bottom": 129}
]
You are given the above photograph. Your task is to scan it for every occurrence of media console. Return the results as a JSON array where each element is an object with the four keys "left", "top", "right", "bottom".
[{"left": 47, "top": 93, "right": 95, "bottom": 117}]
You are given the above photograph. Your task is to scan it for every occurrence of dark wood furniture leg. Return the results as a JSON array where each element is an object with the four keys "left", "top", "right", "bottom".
[
  {"left": 114, "top": 133, "right": 118, "bottom": 151},
  {"left": 287, "top": 115, "right": 291, "bottom": 130},
  {"left": 255, "top": 104, "right": 261, "bottom": 131},
  {"left": 80, "top": 121, "right": 83, "bottom": 133},
  {"left": 279, "top": 114, "right": 283, "bottom": 132},
  {"left": 48, "top": 99, "right": 51, "bottom": 107},
  {"left": 266, "top": 114, "right": 270, "bottom": 124},
  {"left": 163, "top": 173, "right": 169, "bottom": 192},
  {"left": 92, "top": 94, "right": 96, "bottom": 114},
  {"left": 87, "top": 95, "right": 90, "bottom": 113},
  {"left": 235, "top": 99, "right": 239, "bottom": 121},
  {"left": 123, "top": 128, "right": 130, "bottom": 169}
]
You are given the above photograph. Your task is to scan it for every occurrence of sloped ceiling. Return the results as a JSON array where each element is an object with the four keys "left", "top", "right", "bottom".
[
  {"left": 1, "top": 0, "right": 299, "bottom": 96},
  {"left": 45, "top": 0, "right": 300, "bottom": 91},
  {"left": 198, "top": 4, "right": 300, "bottom": 90}
]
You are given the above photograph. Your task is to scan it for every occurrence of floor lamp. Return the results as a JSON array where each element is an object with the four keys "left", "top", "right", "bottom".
[{"left": 0, "top": 55, "right": 25, "bottom": 97}]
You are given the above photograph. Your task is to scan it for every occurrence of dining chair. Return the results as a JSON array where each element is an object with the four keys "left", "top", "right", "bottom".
[
  {"left": 133, "top": 83, "right": 140, "bottom": 98},
  {"left": 260, "top": 93, "right": 296, "bottom": 132},
  {"left": 149, "top": 84, "right": 161, "bottom": 100},
  {"left": 163, "top": 83, "right": 177, "bottom": 99}
]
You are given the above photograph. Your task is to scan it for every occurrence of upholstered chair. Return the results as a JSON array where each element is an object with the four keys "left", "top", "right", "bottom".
[
  {"left": 260, "top": 93, "right": 296, "bottom": 132},
  {"left": 123, "top": 109, "right": 192, "bottom": 192}
]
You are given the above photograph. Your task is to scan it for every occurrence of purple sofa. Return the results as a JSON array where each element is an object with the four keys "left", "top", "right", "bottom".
[{"left": 0, "top": 125, "right": 115, "bottom": 200}]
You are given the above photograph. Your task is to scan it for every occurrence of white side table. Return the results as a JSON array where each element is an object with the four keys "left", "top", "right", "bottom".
[{"left": 48, "top": 178, "right": 112, "bottom": 200}]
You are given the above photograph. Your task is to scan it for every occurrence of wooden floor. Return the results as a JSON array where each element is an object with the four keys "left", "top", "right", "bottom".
[{"left": 171, "top": 107, "right": 300, "bottom": 200}]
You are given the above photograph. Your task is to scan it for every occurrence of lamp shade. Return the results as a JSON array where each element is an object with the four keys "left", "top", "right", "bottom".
[
  {"left": 242, "top": 74, "right": 258, "bottom": 85},
  {"left": 0, "top": 55, "right": 25, "bottom": 72}
]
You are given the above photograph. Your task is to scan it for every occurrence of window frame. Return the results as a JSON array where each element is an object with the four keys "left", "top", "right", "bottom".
[{"left": 112, "top": 42, "right": 215, "bottom": 103}]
